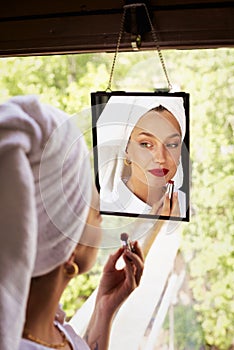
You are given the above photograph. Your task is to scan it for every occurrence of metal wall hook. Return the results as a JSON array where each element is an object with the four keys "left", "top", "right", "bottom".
[
  {"left": 106, "top": 1, "right": 172, "bottom": 91},
  {"left": 131, "top": 34, "right": 142, "bottom": 50},
  {"left": 124, "top": 1, "right": 152, "bottom": 36}
]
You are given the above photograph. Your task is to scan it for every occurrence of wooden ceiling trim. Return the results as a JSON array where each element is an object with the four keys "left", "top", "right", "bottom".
[{"left": 0, "top": 1, "right": 233, "bottom": 56}]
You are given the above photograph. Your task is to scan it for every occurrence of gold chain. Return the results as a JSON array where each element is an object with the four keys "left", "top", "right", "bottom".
[
  {"left": 106, "top": 6, "right": 127, "bottom": 91},
  {"left": 23, "top": 324, "right": 69, "bottom": 349},
  {"left": 142, "top": 3, "right": 172, "bottom": 90},
  {"left": 106, "top": 3, "right": 172, "bottom": 91}
]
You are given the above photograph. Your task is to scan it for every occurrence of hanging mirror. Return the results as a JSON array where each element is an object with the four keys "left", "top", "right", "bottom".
[{"left": 92, "top": 91, "right": 190, "bottom": 222}]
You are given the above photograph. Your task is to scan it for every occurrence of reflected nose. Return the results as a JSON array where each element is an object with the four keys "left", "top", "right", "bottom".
[{"left": 152, "top": 144, "right": 167, "bottom": 163}]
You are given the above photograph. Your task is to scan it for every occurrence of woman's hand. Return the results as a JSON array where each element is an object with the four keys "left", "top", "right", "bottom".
[
  {"left": 151, "top": 192, "right": 180, "bottom": 217},
  {"left": 161, "top": 191, "right": 180, "bottom": 217},
  {"left": 84, "top": 242, "right": 144, "bottom": 350},
  {"left": 96, "top": 241, "right": 144, "bottom": 317}
]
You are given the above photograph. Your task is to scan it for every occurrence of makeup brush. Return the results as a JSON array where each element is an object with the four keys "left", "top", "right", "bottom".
[{"left": 120, "top": 233, "right": 134, "bottom": 252}]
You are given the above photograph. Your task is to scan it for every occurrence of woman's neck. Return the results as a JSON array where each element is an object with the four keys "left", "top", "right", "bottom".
[
  {"left": 24, "top": 266, "right": 68, "bottom": 338},
  {"left": 126, "top": 177, "right": 165, "bottom": 207}
]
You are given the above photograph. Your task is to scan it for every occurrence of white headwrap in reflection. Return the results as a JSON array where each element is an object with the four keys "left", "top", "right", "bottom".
[{"left": 96, "top": 95, "right": 186, "bottom": 206}]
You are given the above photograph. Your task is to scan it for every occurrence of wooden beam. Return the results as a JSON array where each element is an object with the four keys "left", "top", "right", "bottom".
[{"left": 0, "top": 1, "right": 233, "bottom": 56}]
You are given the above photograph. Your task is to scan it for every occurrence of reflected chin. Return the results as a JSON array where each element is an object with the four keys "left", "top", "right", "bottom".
[{"left": 147, "top": 175, "right": 167, "bottom": 188}]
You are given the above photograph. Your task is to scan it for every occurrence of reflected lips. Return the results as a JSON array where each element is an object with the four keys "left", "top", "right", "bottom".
[{"left": 148, "top": 168, "right": 169, "bottom": 177}]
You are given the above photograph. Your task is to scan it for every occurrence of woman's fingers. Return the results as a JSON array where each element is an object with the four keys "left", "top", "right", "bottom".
[
  {"left": 122, "top": 254, "right": 136, "bottom": 291},
  {"left": 160, "top": 193, "right": 171, "bottom": 216},
  {"left": 131, "top": 241, "right": 144, "bottom": 262},
  {"left": 171, "top": 192, "right": 180, "bottom": 217},
  {"left": 103, "top": 239, "right": 144, "bottom": 287},
  {"left": 154, "top": 191, "right": 180, "bottom": 217},
  {"left": 123, "top": 243, "right": 144, "bottom": 286},
  {"left": 103, "top": 247, "right": 124, "bottom": 272}
]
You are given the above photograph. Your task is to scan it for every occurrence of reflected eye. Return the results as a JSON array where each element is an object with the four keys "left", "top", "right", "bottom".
[
  {"left": 166, "top": 143, "right": 179, "bottom": 149},
  {"left": 140, "top": 142, "right": 153, "bottom": 149}
]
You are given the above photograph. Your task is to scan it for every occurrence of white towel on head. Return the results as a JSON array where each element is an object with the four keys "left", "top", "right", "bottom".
[{"left": 0, "top": 95, "right": 92, "bottom": 350}]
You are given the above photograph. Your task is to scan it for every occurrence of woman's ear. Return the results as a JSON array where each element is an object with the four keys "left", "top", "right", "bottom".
[
  {"left": 124, "top": 158, "right": 132, "bottom": 166},
  {"left": 124, "top": 147, "right": 132, "bottom": 165},
  {"left": 125, "top": 139, "right": 130, "bottom": 154},
  {"left": 66, "top": 251, "right": 76, "bottom": 264},
  {"left": 63, "top": 252, "right": 79, "bottom": 279}
]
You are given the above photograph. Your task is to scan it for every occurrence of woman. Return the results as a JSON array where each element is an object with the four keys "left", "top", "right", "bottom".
[
  {"left": 0, "top": 95, "right": 144, "bottom": 350},
  {"left": 96, "top": 95, "right": 187, "bottom": 218}
]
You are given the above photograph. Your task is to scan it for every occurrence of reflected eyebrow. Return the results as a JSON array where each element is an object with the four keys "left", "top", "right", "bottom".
[
  {"left": 166, "top": 133, "right": 181, "bottom": 139},
  {"left": 138, "top": 132, "right": 154, "bottom": 138},
  {"left": 137, "top": 132, "right": 181, "bottom": 139}
]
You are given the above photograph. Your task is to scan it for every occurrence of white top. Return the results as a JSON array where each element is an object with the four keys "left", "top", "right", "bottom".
[
  {"left": 18, "top": 321, "right": 90, "bottom": 350},
  {"left": 100, "top": 179, "right": 186, "bottom": 218}
]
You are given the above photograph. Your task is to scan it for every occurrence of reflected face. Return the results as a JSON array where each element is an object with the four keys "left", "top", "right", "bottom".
[
  {"left": 126, "top": 109, "right": 182, "bottom": 188},
  {"left": 75, "top": 186, "right": 102, "bottom": 273}
]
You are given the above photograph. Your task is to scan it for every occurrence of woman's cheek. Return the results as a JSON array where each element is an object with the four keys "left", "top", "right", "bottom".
[
  {"left": 168, "top": 147, "right": 181, "bottom": 164},
  {"left": 135, "top": 150, "right": 152, "bottom": 167}
]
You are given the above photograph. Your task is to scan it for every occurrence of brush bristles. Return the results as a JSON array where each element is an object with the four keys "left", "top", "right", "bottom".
[{"left": 120, "top": 233, "right": 129, "bottom": 242}]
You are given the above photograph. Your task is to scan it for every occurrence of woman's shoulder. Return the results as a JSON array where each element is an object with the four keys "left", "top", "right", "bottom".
[
  {"left": 19, "top": 339, "right": 50, "bottom": 349},
  {"left": 58, "top": 322, "right": 91, "bottom": 350}
]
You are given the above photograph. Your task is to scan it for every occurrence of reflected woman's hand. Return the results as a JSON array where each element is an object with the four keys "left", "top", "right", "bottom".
[{"left": 151, "top": 192, "right": 180, "bottom": 217}]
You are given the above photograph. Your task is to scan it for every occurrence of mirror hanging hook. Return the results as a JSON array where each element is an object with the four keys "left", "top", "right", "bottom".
[{"left": 106, "top": 2, "right": 172, "bottom": 92}]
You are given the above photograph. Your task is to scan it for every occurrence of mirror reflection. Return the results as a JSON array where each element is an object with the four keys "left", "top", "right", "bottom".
[{"left": 92, "top": 93, "right": 189, "bottom": 221}]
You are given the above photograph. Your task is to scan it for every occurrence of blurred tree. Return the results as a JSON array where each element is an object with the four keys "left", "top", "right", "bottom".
[
  {"left": 163, "top": 304, "right": 205, "bottom": 349},
  {"left": 60, "top": 262, "right": 102, "bottom": 320},
  {"left": 0, "top": 54, "right": 111, "bottom": 147},
  {"left": 173, "top": 49, "right": 234, "bottom": 350},
  {"left": 0, "top": 49, "right": 233, "bottom": 347},
  {"left": 117, "top": 49, "right": 234, "bottom": 348}
]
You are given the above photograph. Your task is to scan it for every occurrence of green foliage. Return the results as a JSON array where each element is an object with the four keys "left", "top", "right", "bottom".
[
  {"left": 60, "top": 263, "right": 102, "bottom": 320},
  {"left": 0, "top": 54, "right": 111, "bottom": 148},
  {"left": 123, "top": 48, "right": 234, "bottom": 349},
  {"left": 176, "top": 49, "right": 234, "bottom": 350},
  {"left": 0, "top": 48, "right": 233, "bottom": 348},
  {"left": 164, "top": 305, "right": 205, "bottom": 349}
]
